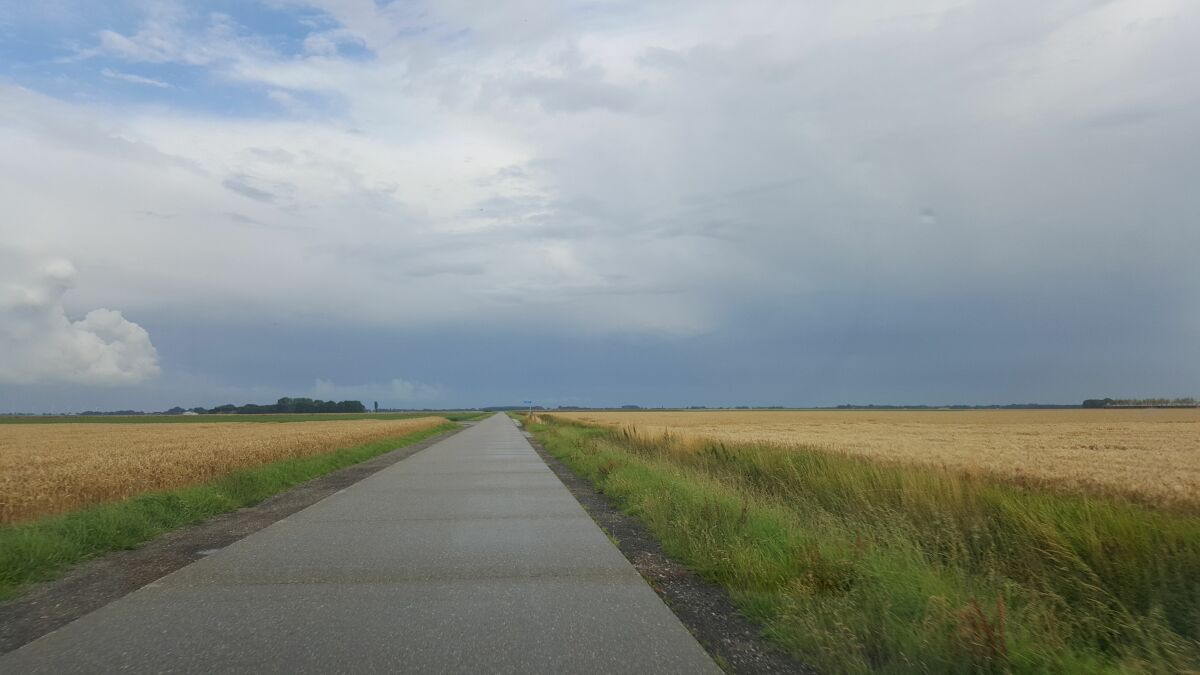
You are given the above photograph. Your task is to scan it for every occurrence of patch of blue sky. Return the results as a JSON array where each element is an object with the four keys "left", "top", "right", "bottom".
[
  {"left": 0, "top": 1, "right": 358, "bottom": 118},
  {"left": 6, "top": 55, "right": 342, "bottom": 121},
  {"left": 333, "top": 40, "right": 374, "bottom": 61},
  {"left": 0, "top": 1, "right": 370, "bottom": 68},
  {"left": 0, "top": 3, "right": 140, "bottom": 66},
  {"left": 0, "top": 2, "right": 141, "bottom": 36},
  {"left": 199, "top": 0, "right": 342, "bottom": 58},
  {"left": 180, "top": 2, "right": 374, "bottom": 61}
]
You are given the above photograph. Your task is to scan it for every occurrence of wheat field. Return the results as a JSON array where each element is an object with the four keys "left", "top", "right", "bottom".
[
  {"left": 552, "top": 409, "right": 1200, "bottom": 509},
  {"left": 0, "top": 417, "right": 448, "bottom": 524}
]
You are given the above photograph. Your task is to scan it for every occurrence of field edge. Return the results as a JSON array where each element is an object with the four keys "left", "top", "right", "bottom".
[
  {"left": 524, "top": 413, "right": 1200, "bottom": 674},
  {"left": 0, "top": 422, "right": 459, "bottom": 601}
]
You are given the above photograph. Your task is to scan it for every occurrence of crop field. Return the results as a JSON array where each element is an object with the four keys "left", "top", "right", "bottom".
[
  {"left": 552, "top": 409, "right": 1200, "bottom": 510},
  {"left": 0, "top": 411, "right": 481, "bottom": 424},
  {"left": 0, "top": 416, "right": 449, "bottom": 524}
]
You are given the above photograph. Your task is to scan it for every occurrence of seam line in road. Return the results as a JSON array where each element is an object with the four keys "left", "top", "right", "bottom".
[
  {"left": 374, "top": 470, "right": 554, "bottom": 476},
  {"left": 284, "top": 514, "right": 595, "bottom": 523},
  {"left": 344, "top": 486, "right": 569, "bottom": 495},
  {"left": 151, "top": 571, "right": 644, "bottom": 588}
]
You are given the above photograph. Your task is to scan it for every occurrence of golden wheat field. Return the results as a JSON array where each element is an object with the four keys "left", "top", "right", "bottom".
[
  {"left": 0, "top": 417, "right": 448, "bottom": 524},
  {"left": 552, "top": 409, "right": 1200, "bottom": 509}
]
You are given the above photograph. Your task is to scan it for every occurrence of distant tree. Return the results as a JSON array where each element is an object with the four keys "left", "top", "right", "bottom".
[
  {"left": 1103, "top": 397, "right": 1197, "bottom": 407},
  {"left": 203, "top": 397, "right": 367, "bottom": 415},
  {"left": 236, "top": 404, "right": 272, "bottom": 414},
  {"left": 165, "top": 406, "right": 186, "bottom": 415}
]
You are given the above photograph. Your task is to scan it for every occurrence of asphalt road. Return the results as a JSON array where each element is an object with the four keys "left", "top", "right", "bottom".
[{"left": 1, "top": 413, "right": 719, "bottom": 674}]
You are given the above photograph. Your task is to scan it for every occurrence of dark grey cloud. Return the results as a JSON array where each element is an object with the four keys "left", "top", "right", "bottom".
[
  {"left": 245, "top": 147, "right": 296, "bottom": 164},
  {"left": 405, "top": 262, "right": 486, "bottom": 278},
  {"left": 222, "top": 175, "right": 278, "bottom": 203}
]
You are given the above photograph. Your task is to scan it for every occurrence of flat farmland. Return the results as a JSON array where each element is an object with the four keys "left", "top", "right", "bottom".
[
  {"left": 533, "top": 410, "right": 1200, "bottom": 671},
  {"left": 553, "top": 409, "right": 1200, "bottom": 510},
  {"left": 0, "top": 416, "right": 449, "bottom": 524}
]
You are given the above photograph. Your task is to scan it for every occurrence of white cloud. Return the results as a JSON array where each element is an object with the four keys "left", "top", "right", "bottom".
[
  {"left": 100, "top": 68, "right": 172, "bottom": 88},
  {"left": 89, "top": 3, "right": 244, "bottom": 67},
  {"left": 0, "top": 254, "right": 160, "bottom": 385}
]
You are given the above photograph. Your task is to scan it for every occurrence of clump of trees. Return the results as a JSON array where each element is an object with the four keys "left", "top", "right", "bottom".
[
  {"left": 1083, "top": 397, "right": 1198, "bottom": 408},
  {"left": 182, "top": 398, "right": 367, "bottom": 415}
]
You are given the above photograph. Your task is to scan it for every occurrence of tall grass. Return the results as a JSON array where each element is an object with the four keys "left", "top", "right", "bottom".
[
  {"left": 529, "top": 415, "right": 1200, "bottom": 673},
  {"left": 552, "top": 409, "right": 1200, "bottom": 513}
]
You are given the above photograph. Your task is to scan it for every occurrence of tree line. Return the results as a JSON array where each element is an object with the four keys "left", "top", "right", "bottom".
[
  {"left": 1082, "top": 397, "right": 1198, "bottom": 408},
  {"left": 166, "top": 397, "right": 367, "bottom": 415}
]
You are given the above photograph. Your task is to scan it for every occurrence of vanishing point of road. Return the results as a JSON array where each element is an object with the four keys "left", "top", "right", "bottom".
[{"left": 1, "top": 414, "right": 719, "bottom": 673}]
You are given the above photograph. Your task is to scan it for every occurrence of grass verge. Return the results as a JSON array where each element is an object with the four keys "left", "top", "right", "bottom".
[
  {"left": 526, "top": 415, "right": 1200, "bottom": 673},
  {"left": 0, "top": 422, "right": 456, "bottom": 599}
]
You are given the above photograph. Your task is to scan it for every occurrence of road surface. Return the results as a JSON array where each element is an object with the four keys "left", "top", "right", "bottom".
[{"left": 1, "top": 414, "right": 718, "bottom": 674}]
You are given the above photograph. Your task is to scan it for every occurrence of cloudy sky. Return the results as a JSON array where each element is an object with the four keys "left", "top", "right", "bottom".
[{"left": 0, "top": 0, "right": 1197, "bottom": 412}]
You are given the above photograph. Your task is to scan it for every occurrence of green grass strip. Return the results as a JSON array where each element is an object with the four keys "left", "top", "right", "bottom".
[
  {"left": 527, "top": 416, "right": 1200, "bottom": 674},
  {"left": 0, "top": 423, "right": 456, "bottom": 599}
]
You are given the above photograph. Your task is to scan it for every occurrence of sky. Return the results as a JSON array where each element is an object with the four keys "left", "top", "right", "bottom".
[{"left": 0, "top": 0, "right": 1197, "bottom": 412}]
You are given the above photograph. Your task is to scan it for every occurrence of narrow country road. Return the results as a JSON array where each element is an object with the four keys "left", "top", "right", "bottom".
[{"left": 0, "top": 414, "right": 718, "bottom": 674}]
